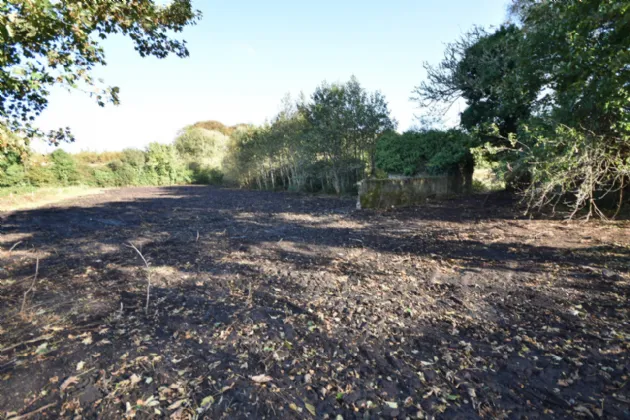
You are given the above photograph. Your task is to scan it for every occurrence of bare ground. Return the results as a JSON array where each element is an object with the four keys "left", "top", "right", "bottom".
[{"left": 0, "top": 186, "right": 629, "bottom": 419}]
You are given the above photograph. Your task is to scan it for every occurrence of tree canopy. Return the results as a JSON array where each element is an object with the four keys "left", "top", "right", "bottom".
[
  {"left": 0, "top": 0, "right": 200, "bottom": 155},
  {"left": 416, "top": 0, "right": 630, "bottom": 218}
]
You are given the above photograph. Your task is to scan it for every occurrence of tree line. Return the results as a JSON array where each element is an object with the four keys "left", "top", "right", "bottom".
[
  {"left": 2, "top": 74, "right": 476, "bottom": 194},
  {"left": 2, "top": 0, "right": 628, "bottom": 217}
]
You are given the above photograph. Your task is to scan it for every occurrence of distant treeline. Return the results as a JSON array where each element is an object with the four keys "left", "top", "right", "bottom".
[
  {"left": 0, "top": 141, "right": 222, "bottom": 189},
  {"left": 1, "top": 76, "right": 474, "bottom": 194},
  {"left": 221, "top": 77, "right": 472, "bottom": 194}
]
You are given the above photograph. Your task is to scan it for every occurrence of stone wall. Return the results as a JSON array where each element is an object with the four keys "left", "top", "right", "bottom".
[{"left": 357, "top": 175, "right": 469, "bottom": 209}]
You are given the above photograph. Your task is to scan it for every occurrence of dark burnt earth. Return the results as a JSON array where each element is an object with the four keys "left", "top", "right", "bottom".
[{"left": 1, "top": 186, "right": 629, "bottom": 419}]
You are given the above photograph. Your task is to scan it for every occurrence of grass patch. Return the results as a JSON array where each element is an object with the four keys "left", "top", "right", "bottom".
[{"left": 0, "top": 185, "right": 105, "bottom": 212}]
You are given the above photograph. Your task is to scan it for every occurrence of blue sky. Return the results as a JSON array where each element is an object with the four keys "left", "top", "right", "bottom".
[{"left": 35, "top": 0, "right": 510, "bottom": 153}]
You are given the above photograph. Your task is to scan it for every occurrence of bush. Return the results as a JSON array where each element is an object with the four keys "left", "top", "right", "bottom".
[
  {"left": 121, "top": 149, "right": 146, "bottom": 169},
  {"left": 50, "top": 149, "right": 79, "bottom": 185},
  {"left": 145, "top": 142, "right": 190, "bottom": 185},
  {"left": 0, "top": 149, "right": 26, "bottom": 187},
  {"left": 192, "top": 166, "right": 224, "bottom": 185},
  {"left": 25, "top": 164, "right": 55, "bottom": 187},
  {"left": 0, "top": 163, "right": 26, "bottom": 187},
  {"left": 376, "top": 129, "right": 474, "bottom": 176},
  {"left": 93, "top": 168, "right": 118, "bottom": 187}
]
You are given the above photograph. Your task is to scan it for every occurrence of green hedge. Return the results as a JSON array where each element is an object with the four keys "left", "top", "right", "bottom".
[
  {"left": 2, "top": 143, "right": 223, "bottom": 190},
  {"left": 376, "top": 129, "right": 474, "bottom": 176}
]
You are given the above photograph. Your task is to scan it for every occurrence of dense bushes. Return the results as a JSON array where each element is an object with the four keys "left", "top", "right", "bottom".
[
  {"left": 2, "top": 76, "right": 473, "bottom": 196},
  {"left": 376, "top": 129, "right": 474, "bottom": 177},
  {"left": 0, "top": 142, "right": 209, "bottom": 189},
  {"left": 174, "top": 125, "right": 228, "bottom": 186}
]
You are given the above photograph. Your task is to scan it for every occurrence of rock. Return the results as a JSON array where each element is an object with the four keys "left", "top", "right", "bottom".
[{"left": 602, "top": 269, "right": 620, "bottom": 281}]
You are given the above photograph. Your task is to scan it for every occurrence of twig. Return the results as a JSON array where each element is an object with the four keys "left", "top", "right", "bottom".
[
  {"left": 8, "top": 402, "right": 57, "bottom": 420},
  {"left": 613, "top": 176, "right": 625, "bottom": 219},
  {"left": 125, "top": 242, "right": 151, "bottom": 314},
  {"left": 196, "top": 230, "right": 200, "bottom": 242},
  {"left": 20, "top": 257, "right": 39, "bottom": 314},
  {"left": 0, "top": 334, "right": 53, "bottom": 354},
  {"left": 9, "top": 241, "right": 23, "bottom": 254}
]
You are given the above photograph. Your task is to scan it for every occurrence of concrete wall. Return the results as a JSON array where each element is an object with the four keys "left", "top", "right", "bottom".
[{"left": 357, "top": 175, "right": 467, "bottom": 209}]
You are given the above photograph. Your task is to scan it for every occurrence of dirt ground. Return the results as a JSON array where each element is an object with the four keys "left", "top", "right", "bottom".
[{"left": 1, "top": 186, "right": 629, "bottom": 419}]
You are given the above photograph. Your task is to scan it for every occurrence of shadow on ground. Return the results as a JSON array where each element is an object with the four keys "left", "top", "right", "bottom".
[{"left": 0, "top": 186, "right": 629, "bottom": 419}]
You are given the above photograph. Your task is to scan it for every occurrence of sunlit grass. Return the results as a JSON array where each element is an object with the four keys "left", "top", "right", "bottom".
[{"left": 0, "top": 185, "right": 105, "bottom": 212}]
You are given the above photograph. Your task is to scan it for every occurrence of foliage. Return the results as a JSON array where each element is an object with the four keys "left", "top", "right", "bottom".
[
  {"left": 0, "top": 0, "right": 200, "bottom": 160},
  {"left": 376, "top": 129, "right": 474, "bottom": 176},
  {"left": 413, "top": 25, "right": 540, "bottom": 141},
  {"left": 174, "top": 126, "right": 229, "bottom": 169},
  {"left": 300, "top": 77, "right": 397, "bottom": 184},
  {"left": 417, "top": 0, "right": 630, "bottom": 217},
  {"left": 222, "top": 79, "right": 396, "bottom": 194},
  {"left": 74, "top": 151, "right": 123, "bottom": 165},
  {"left": 121, "top": 149, "right": 147, "bottom": 169},
  {"left": 192, "top": 166, "right": 224, "bottom": 185},
  {"left": 0, "top": 142, "right": 204, "bottom": 189},
  {"left": 0, "top": 161, "right": 24, "bottom": 187},
  {"left": 191, "top": 120, "right": 237, "bottom": 137},
  {"left": 50, "top": 149, "right": 78, "bottom": 185},
  {"left": 144, "top": 142, "right": 190, "bottom": 185},
  {"left": 518, "top": 122, "right": 630, "bottom": 220},
  {"left": 0, "top": 129, "right": 25, "bottom": 186}
]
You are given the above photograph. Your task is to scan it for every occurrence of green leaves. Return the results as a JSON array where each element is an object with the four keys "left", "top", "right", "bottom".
[
  {"left": 418, "top": 0, "right": 630, "bottom": 217},
  {"left": 226, "top": 78, "right": 396, "bottom": 194},
  {"left": 0, "top": 0, "right": 200, "bottom": 148},
  {"left": 375, "top": 129, "right": 473, "bottom": 177}
]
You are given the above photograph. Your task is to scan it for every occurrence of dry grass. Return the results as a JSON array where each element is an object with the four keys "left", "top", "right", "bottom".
[{"left": 0, "top": 186, "right": 105, "bottom": 212}]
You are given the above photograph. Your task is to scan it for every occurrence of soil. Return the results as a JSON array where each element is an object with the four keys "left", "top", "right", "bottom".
[{"left": 0, "top": 186, "right": 629, "bottom": 419}]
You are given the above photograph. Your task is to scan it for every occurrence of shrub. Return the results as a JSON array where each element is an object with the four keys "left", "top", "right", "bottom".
[
  {"left": 50, "top": 149, "right": 79, "bottom": 185},
  {"left": 93, "top": 168, "right": 118, "bottom": 187},
  {"left": 145, "top": 142, "right": 190, "bottom": 185},
  {"left": 121, "top": 149, "right": 146, "bottom": 168},
  {"left": 26, "top": 164, "right": 55, "bottom": 186},
  {"left": 376, "top": 129, "right": 474, "bottom": 176},
  {"left": 192, "top": 166, "right": 224, "bottom": 185},
  {"left": 0, "top": 149, "right": 26, "bottom": 187},
  {"left": 0, "top": 163, "right": 26, "bottom": 187}
]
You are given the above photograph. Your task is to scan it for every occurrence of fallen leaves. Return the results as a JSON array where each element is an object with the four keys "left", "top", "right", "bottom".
[
  {"left": 2, "top": 189, "right": 630, "bottom": 419},
  {"left": 199, "top": 395, "right": 214, "bottom": 408},
  {"left": 305, "top": 402, "right": 316, "bottom": 416},
  {"left": 60, "top": 376, "right": 79, "bottom": 393},
  {"left": 167, "top": 399, "right": 187, "bottom": 411},
  {"left": 251, "top": 374, "right": 273, "bottom": 383}
]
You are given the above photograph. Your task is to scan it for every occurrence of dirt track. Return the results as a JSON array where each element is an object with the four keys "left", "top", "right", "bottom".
[{"left": 1, "top": 186, "right": 629, "bottom": 419}]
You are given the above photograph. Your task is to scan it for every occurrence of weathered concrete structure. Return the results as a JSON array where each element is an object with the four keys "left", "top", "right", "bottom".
[{"left": 357, "top": 174, "right": 470, "bottom": 209}]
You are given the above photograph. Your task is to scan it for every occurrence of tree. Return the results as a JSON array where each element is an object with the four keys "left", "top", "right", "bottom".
[
  {"left": 413, "top": 25, "right": 541, "bottom": 143},
  {"left": 509, "top": 0, "right": 630, "bottom": 218},
  {"left": 0, "top": 0, "right": 200, "bottom": 151},
  {"left": 416, "top": 0, "right": 630, "bottom": 217},
  {"left": 299, "top": 77, "right": 396, "bottom": 192},
  {"left": 50, "top": 149, "right": 78, "bottom": 185},
  {"left": 145, "top": 142, "right": 189, "bottom": 185}
]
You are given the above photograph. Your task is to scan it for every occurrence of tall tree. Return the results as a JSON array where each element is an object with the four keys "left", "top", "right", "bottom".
[
  {"left": 413, "top": 25, "right": 541, "bottom": 143},
  {"left": 299, "top": 77, "right": 396, "bottom": 192},
  {"left": 509, "top": 0, "right": 630, "bottom": 218},
  {"left": 417, "top": 0, "right": 630, "bottom": 217},
  {"left": 0, "top": 0, "right": 200, "bottom": 154}
]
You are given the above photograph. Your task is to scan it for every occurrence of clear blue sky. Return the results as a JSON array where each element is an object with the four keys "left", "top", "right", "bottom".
[{"left": 35, "top": 0, "right": 510, "bottom": 153}]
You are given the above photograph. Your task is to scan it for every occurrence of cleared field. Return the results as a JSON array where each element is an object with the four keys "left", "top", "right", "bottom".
[{"left": 1, "top": 186, "right": 629, "bottom": 419}]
